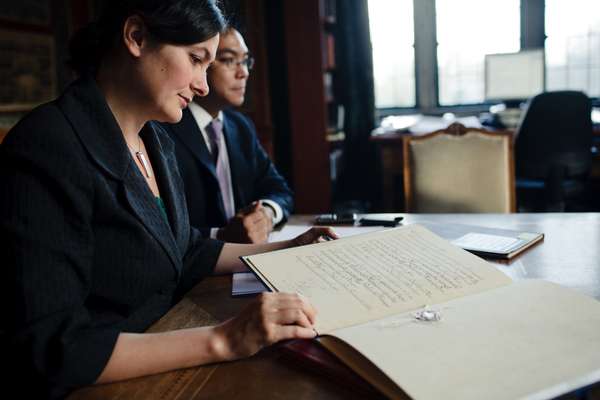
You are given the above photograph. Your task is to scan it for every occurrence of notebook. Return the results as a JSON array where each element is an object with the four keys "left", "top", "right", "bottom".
[{"left": 419, "top": 221, "right": 543, "bottom": 259}]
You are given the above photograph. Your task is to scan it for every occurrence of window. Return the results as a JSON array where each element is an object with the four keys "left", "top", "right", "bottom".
[
  {"left": 436, "top": 0, "right": 520, "bottom": 105},
  {"left": 368, "top": 0, "right": 415, "bottom": 108},
  {"left": 545, "top": 0, "right": 600, "bottom": 97}
]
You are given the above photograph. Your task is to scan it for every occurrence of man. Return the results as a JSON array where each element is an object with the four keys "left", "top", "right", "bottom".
[{"left": 164, "top": 28, "right": 293, "bottom": 243}]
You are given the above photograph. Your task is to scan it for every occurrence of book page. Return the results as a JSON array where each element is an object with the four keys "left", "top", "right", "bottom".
[
  {"left": 268, "top": 224, "right": 385, "bottom": 243},
  {"left": 326, "top": 280, "right": 600, "bottom": 400},
  {"left": 232, "top": 224, "right": 387, "bottom": 296},
  {"left": 243, "top": 224, "right": 511, "bottom": 333}
]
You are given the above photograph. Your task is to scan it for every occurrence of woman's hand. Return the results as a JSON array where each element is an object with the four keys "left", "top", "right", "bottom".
[
  {"left": 291, "top": 226, "right": 339, "bottom": 247},
  {"left": 213, "top": 292, "right": 317, "bottom": 360}
]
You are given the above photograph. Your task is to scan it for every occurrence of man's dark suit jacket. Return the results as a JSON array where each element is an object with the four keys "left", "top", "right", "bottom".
[
  {"left": 163, "top": 108, "right": 293, "bottom": 236},
  {"left": 0, "top": 77, "right": 224, "bottom": 399}
]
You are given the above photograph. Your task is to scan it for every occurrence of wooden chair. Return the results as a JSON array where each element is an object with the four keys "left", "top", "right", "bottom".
[
  {"left": 403, "top": 123, "right": 516, "bottom": 213},
  {"left": 0, "top": 127, "right": 9, "bottom": 144}
]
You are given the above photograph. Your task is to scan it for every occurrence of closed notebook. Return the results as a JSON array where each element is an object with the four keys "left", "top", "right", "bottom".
[{"left": 419, "top": 221, "right": 543, "bottom": 259}]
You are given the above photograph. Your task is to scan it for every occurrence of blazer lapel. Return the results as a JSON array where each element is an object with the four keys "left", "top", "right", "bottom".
[
  {"left": 122, "top": 161, "right": 183, "bottom": 274},
  {"left": 171, "top": 108, "right": 218, "bottom": 179},
  {"left": 142, "top": 123, "right": 188, "bottom": 256},
  {"left": 169, "top": 108, "right": 227, "bottom": 220},
  {"left": 59, "top": 76, "right": 183, "bottom": 274}
]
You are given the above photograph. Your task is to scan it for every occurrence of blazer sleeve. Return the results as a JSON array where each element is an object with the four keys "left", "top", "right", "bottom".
[
  {"left": 0, "top": 119, "right": 119, "bottom": 397},
  {"left": 176, "top": 227, "right": 224, "bottom": 298},
  {"left": 242, "top": 116, "right": 294, "bottom": 221}
]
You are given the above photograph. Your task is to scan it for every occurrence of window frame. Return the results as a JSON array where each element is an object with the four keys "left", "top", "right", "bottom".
[{"left": 373, "top": 0, "right": 598, "bottom": 119}]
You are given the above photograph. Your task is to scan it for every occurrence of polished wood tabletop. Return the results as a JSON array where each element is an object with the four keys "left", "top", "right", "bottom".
[{"left": 69, "top": 213, "right": 600, "bottom": 400}]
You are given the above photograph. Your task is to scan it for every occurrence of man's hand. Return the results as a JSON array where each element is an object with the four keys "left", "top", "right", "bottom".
[{"left": 217, "top": 202, "right": 274, "bottom": 243}]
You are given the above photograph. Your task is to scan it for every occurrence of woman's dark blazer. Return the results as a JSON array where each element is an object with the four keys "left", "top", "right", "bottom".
[{"left": 0, "top": 77, "right": 224, "bottom": 399}]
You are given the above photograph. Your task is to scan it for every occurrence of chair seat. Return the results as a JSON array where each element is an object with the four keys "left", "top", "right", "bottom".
[
  {"left": 516, "top": 178, "right": 584, "bottom": 192},
  {"left": 516, "top": 178, "right": 588, "bottom": 212}
]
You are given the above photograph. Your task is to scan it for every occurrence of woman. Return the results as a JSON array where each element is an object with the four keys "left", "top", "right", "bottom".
[{"left": 0, "top": 1, "right": 334, "bottom": 398}]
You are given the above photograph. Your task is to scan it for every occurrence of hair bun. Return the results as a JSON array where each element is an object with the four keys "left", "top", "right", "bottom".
[{"left": 67, "top": 1, "right": 227, "bottom": 77}]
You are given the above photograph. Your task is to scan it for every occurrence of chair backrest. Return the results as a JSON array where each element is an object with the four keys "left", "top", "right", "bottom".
[
  {"left": 403, "top": 123, "right": 515, "bottom": 213},
  {"left": 0, "top": 127, "right": 8, "bottom": 144},
  {"left": 515, "top": 90, "right": 592, "bottom": 178}
]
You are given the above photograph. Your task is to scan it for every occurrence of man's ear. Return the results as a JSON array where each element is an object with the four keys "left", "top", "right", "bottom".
[{"left": 122, "top": 15, "right": 148, "bottom": 58}]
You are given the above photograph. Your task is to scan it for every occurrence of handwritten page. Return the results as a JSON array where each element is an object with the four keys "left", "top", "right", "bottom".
[
  {"left": 243, "top": 224, "right": 511, "bottom": 333},
  {"left": 268, "top": 224, "right": 385, "bottom": 243},
  {"left": 231, "top": 224, "right": 387, "bottom": 297}
]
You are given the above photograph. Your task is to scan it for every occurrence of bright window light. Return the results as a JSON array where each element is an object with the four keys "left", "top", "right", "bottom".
[
  {"left": 546, "top": 0, "right": 600, "bottom": 97},
  {"left": 436, "top": 0, "right": 520, "bottom": 105},
  {"left": 368, "top": 0, "right": 415, "bottom": 108}
]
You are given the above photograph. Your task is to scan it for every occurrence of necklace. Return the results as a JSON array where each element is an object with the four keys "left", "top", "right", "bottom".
[{"left": 129, "top": 135, "right": 153, "bottom": 179}]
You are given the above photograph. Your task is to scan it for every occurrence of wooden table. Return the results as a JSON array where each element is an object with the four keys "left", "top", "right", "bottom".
[{"left": 69, "top": 213, "right": 600, "bottom": 400}]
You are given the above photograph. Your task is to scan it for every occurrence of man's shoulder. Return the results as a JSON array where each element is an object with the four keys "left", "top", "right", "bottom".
[{"left": 223, "top": 108, "right": 254, "bottom": 130}]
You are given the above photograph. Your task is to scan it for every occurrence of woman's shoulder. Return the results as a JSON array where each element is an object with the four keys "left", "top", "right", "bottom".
[
  {"left": 3, "top": 100, "right": 77, "bottom": 152},
  {"left": 1, "top": 99, "right": 93, "bottom": 185}
]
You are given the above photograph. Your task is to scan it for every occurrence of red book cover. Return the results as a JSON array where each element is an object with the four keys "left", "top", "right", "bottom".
[{"left": 278, "top": 339, "right": 384, "bottom": 398}]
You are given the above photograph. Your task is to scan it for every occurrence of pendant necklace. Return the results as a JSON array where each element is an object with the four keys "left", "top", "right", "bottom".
[{"left": 131, "top": 135, "right": 153, "bottom": 179}]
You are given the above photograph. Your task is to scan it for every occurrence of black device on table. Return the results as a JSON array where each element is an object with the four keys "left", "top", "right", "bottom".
[
  {"left": 358, "top": 216, "right": 403, "bottom": 227},
  {"left": 314, "top": 213, "right": 357, "bottom": 225}
]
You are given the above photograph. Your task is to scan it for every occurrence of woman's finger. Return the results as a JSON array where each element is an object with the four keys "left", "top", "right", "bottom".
[
  {"left": 315, "top": 226, "right": 339, "bottom": 239},
  {"left": 309, "top": 226, "right": 339, "bottom": 240},
  {"left": 271, "top": 325, "right": 317, "bottom": 343},
  {"left": 273, "top": 308, "right": 313, "bottom": 328},
  {"left": 268, "top": 293, "right": 318, "bottom": 325}
]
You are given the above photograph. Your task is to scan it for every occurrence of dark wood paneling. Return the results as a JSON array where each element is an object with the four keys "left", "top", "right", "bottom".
[{"left": 283, "top": 1, "right": 331, "bottom": 213}]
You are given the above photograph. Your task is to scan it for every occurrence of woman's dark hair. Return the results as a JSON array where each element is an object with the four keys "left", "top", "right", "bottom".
[{"left": 68, "top": 0, "right": 227, "bottom": 76}]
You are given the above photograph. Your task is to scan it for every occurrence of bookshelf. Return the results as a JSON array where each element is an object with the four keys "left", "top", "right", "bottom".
[{"left": 282, "top": 0, "right": 343, "bottom": 213}]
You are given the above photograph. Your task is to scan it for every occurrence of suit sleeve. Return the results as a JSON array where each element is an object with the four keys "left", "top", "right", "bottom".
[{"left": 0, "top": 124, "right": 119, "bottom": 398}]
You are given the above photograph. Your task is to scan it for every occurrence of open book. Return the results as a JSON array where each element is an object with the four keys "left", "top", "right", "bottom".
[{"left": 242, "top": 225, "right": 600, "bottom": 400}]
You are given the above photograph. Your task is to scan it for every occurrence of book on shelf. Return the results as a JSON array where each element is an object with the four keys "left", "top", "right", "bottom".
[
  {"left": 323, "top": 71, "right": 333, "bottom": 102},
  {"left": 241, "top": 224, "right": 600, "bottom": 400},
  {"left": 321, "top": 32, "right": 335, "bottom": 70},
  {"left": 321, "top": 0, "right": 336, "bottom": 24}
]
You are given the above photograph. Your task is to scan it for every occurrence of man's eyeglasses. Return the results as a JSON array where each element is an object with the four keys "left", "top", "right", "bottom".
[{"left": 213, "top": 56, "right": 255, "bottom": 71}]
